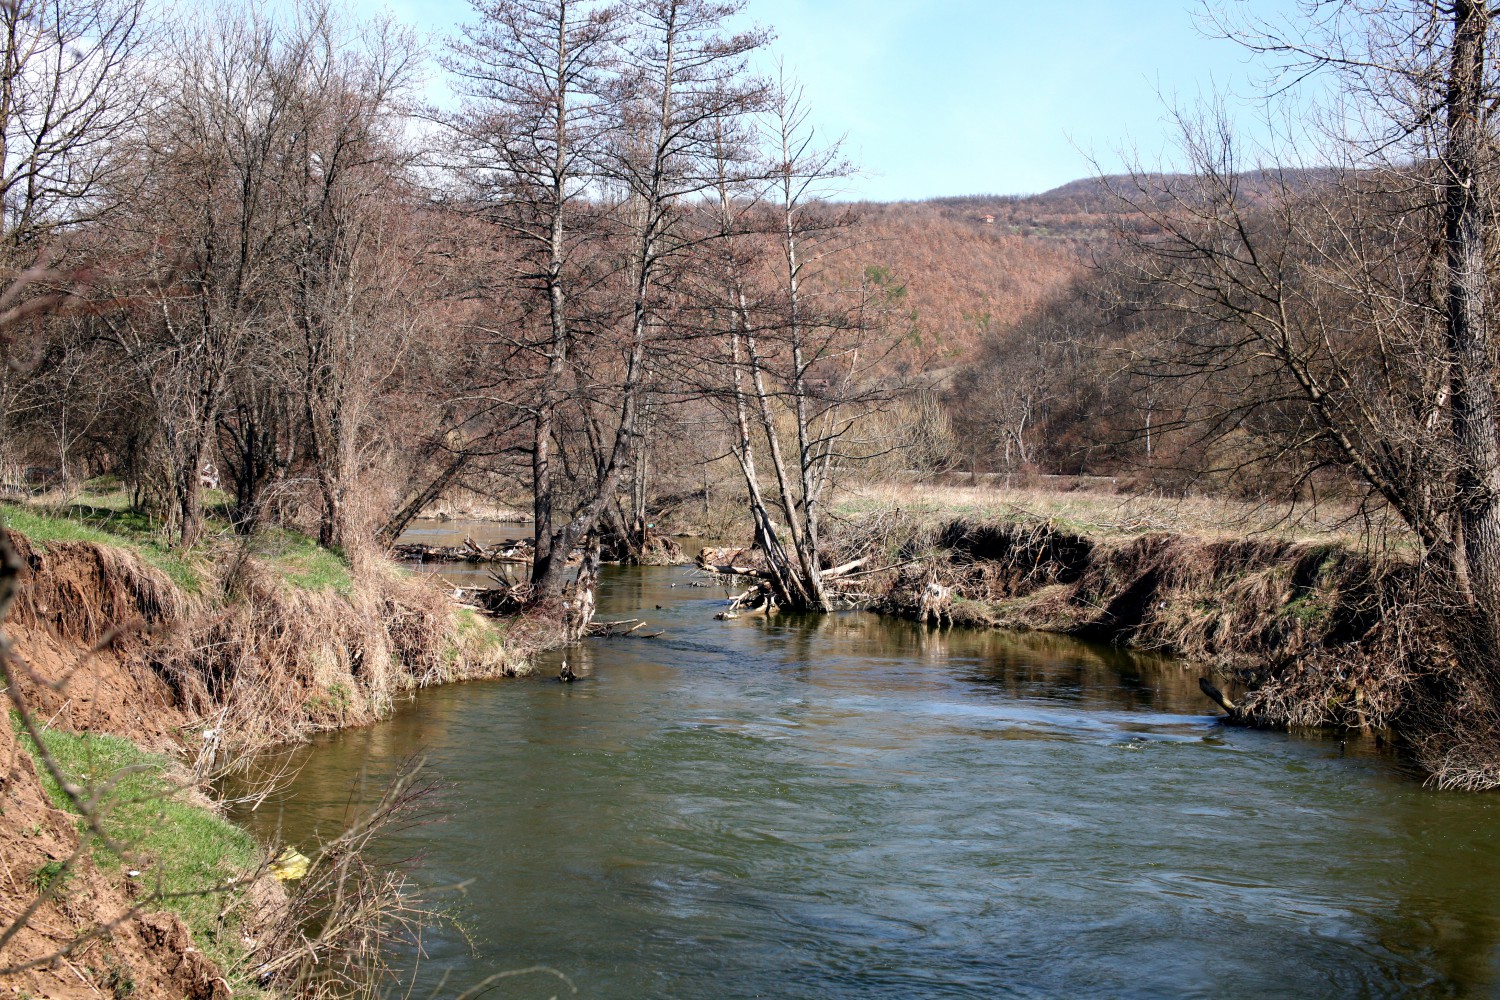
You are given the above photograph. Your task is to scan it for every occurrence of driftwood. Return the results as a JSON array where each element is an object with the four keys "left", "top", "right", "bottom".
[
  {"left": 394, "top": 536, "right": 534, "bottom": 565},
  {"left": 702, "top": 551, "right": 880, "bottom": 618},
  {"left": 586, "top": 618, "right": 662, "bottom": 639},
  {"left": 700, "top": 562, "right": 767, "bottom": 578},
  {"left": 1198, "top": 678, "right": 1238, "bottom": 715},
  {"left": 455, "top": 584, "right": 530, "bottom": 616},
  {"left": 823, "top": 556, "right": 870, "bottom": 578},
  {"left": 697, "top": 554, "right": 869, "bottom": 581},
  {"left": 697, "top": 546, "right": 765, "bottom": 572}
]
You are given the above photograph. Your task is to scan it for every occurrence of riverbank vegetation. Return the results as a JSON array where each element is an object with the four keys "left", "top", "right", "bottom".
[
  {"left": 8, "top": 0, "right": 1500, "bottom": 991},
  {"left": 0, "top": 488, "right": 521, "bottom": 995}
]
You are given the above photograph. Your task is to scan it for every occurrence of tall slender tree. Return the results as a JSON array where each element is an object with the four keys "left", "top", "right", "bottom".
[{"left": 446, "top": 0, "right": 623, "bottom": 594}]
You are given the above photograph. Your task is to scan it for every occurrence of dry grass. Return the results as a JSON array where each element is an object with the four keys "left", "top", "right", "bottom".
[
  {"left": 0, "top": 512, "right": 555, "bottom": 996},
  {"left": 3, "top": 518, "right": 538, "bottom": 774},
  {"left": 249, "top": 756, "right": 441, "bottom": 997},
  {"left": 835, "top": 481, "right": 1413, "bottom": 551}
]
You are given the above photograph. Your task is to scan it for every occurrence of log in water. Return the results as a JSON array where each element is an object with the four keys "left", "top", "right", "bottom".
[{"left": 236, "top": 559, "right": 1500, "bottom": 999}]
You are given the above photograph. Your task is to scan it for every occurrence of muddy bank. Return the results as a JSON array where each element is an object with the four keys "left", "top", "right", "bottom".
[
  {"left": 0, "top": 527, "right": 550, "bottom": 997},
  {"left": 867, "top": 518, "right": 1483, "bottom": 782},
  {"left": 3, "top": 529, "right": 537, "bottom": 752}
]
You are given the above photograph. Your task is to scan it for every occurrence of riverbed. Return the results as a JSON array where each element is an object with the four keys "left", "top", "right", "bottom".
[{"left": 237, "top": 546, "right": 1500, "bottom": 999}]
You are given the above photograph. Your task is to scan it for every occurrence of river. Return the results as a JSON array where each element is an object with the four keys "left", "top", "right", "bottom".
[{"left": 235, "top": 524, "right": 1500, "bottom": 999}]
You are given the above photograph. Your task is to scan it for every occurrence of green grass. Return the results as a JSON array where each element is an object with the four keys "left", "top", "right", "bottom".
[
  {"left": 1282, "top": 592, "right": 1330, "bottom": 625},
  {"left": 254, "top": 527, "right": 353, "bottom": 594},
  {"left": 456, "top": 607, "right": 506, "bottom": 646},
  {"left": 1, "top": 489, "right": 357, "bottom": 596},
  {"left": 11, "top": 716, "right": 265, "bottom": 990},
  {"left": 445, "top": 607, "right": 511, "bottom": 673},
  {"left": 0, "top": 496, "right": 204, "bottom": 592}
]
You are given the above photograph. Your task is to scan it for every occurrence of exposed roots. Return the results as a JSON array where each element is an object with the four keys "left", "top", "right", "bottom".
[{"left": 869, "top": 515, "right": 1500, "bottom": 787}]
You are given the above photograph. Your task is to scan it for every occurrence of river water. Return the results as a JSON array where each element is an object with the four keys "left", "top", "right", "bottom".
[{"left": 237, "top": 525, "right": 1500, "bottom": 999}]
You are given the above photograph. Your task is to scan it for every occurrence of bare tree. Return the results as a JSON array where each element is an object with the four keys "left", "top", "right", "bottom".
[
  {"left": 1123, "top": 3, "right": 1500, "bottom": 674},
  {"left": 103, "top": 8, "right": 314, "bottom": 546},
  {"left": 280, "top": 3, "right": 423, "bottom": 550},
  {"left": 0, "top": 0, "right": 151, "bottom": 248},
  {"left": 531, "top": 0, "right": 767, "bottom": 613},
  {"left": 445, "top": 0, "right": 623, "bottom": 593},
  {"left": 700, "top": 76, "right": 894, "bottom": 611}
]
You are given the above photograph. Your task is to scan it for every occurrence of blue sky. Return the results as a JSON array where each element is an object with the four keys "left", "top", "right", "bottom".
[{"left": 357, "top": 0, "right": 1304, "bottom": 200}]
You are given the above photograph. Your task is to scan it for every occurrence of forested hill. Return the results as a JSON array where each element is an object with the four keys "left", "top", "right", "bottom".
[
  {"left": 841, "top": 198, "right": 1083, "bottom": 368},
  {"left": 850, "top": 167, "right": 1342, "bottom": 369}
]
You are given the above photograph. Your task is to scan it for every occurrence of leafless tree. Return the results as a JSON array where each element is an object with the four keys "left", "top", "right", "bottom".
[
  {"left": 700, "top": 76, "right": 895, "bottom": 611},
  {"left": 280, "top": 3, "right": 423, "bottom": 550},
  {"left": 1124, "top": 2, "right": 1500, "bottom": 668},
  {"left": 445, "top": 0, "right": 624, "bottom": 592},
  {"left": 103, "top": 8, "right": 315, "bottom": 546},
  {"left": 0, "top": 0, "right": 151, "bottom": 248}
]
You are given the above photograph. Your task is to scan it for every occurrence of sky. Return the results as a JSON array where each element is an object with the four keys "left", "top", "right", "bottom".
[{"left": 351, "top": 0, "right": 1307, "bottom": 201}]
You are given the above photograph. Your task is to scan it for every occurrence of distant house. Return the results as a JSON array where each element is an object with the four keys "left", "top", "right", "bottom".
[{"left": 980, "top": 214, "right": 995, "bottom": 225}]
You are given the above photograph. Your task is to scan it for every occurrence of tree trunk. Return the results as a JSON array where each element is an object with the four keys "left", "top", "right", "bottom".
[
  {"left": 728, "top": 315, "right": 809, "bottom": 609},
  {"left": 531, "top": 274, "right": 568, "bottom": 589},
  {"left": 378, "top": 450, "right": 470, "bottom": 547},
  {"left": 1444, "top": 1, "right": 1500, "bottom": 656},
  {"left": 317, "top": 466, "right": 346, "bottom": 551},
  {"left": 177, "top": 447, "right": 204, "bottom": 548}
]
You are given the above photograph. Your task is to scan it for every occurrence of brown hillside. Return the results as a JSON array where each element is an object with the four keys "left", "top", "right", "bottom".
[
  {"left": 842, "top": 167, "right": 1341, "bottom": 370},
  {"left": 841, "top": 200, "right": 1082, "bottom": 367}
]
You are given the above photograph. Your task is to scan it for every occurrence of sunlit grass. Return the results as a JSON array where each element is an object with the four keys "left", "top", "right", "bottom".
[
  {"left": 12, "top": 717, "right": 269, "bottom": 994},
  {"left": 456, "top": 606, "right": 508, "bottom": 650},
  {"left": 253, "top": 527, "right": 354, "bottom": 594},
  {"left": 0, "top": 497, "right": 205, "bottom": 591},
  {"left": 1, "top": 488, "right": 362, "bottom": 595},
  {"left": 836, "top": 481, "right": 1415, "bottom": 551}
]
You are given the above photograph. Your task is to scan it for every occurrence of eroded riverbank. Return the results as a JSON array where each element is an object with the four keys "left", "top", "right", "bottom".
[{"left": 236, "top": 561, "right": 1500, "bottom": 1000}]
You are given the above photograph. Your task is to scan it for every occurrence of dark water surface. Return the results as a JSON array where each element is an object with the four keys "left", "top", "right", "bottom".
[{"left": 238, "top": 556, "right": 1500, "bottom": 999}]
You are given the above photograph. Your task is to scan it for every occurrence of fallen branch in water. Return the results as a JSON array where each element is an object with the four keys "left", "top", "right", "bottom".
[
  {"left": 586, "top": 618, "right": 663, "bottom": 639},
  {"left": 1199, "top": 678, "right": 1238, "bottom": 715}
]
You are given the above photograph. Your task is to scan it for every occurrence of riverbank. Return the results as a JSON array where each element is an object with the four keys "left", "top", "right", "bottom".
[
  {"left": 0, "top": 498, "right": 552, "bottom": 997},
  {"left": 848, "top": 497, "right": 1490, "bottom": 787}
]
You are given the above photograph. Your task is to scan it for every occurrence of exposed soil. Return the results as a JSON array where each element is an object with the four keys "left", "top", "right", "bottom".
[
  {"left": 3, "top": 530, "right": 531, "bottom": 751},
  {"left": 0, "top": 528, "right": 541, "bottom": 997},
  {"left": 0, "top": 722, "right": 232, "bottom": 999}
]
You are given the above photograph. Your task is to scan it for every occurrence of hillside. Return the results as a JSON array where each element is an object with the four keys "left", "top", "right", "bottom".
[
  {"left": 842, "top": 199, "right": 1083, "bottom": 367},
  {"left": 844, "top": 167, "right": 1342, "bottom": 370}
]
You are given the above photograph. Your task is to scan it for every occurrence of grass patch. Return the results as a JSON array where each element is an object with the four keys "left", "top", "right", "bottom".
[
  {"left": 0, "top": 499, "right": 204, "bottom": 592},
  {"left": 1282, "top": 593, "right": 1330, "bottom": 625},
  {"left": 445, "top": 607, "right": 511, "bottom": 673},
  {"left": 31, "top": 858, "right": 69, "bottom": 893},
  {"left": 11, "top": 716, "right": 265, "bottom": 991},
  {"left": 1, "top": 490, "right": 356, "bottom": 597},
  {"left": 255, "top": 528, "right": 353, "bottom": 594},
  {"left": 456, "top": 607, "right": 506, "bottom": 646}
]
